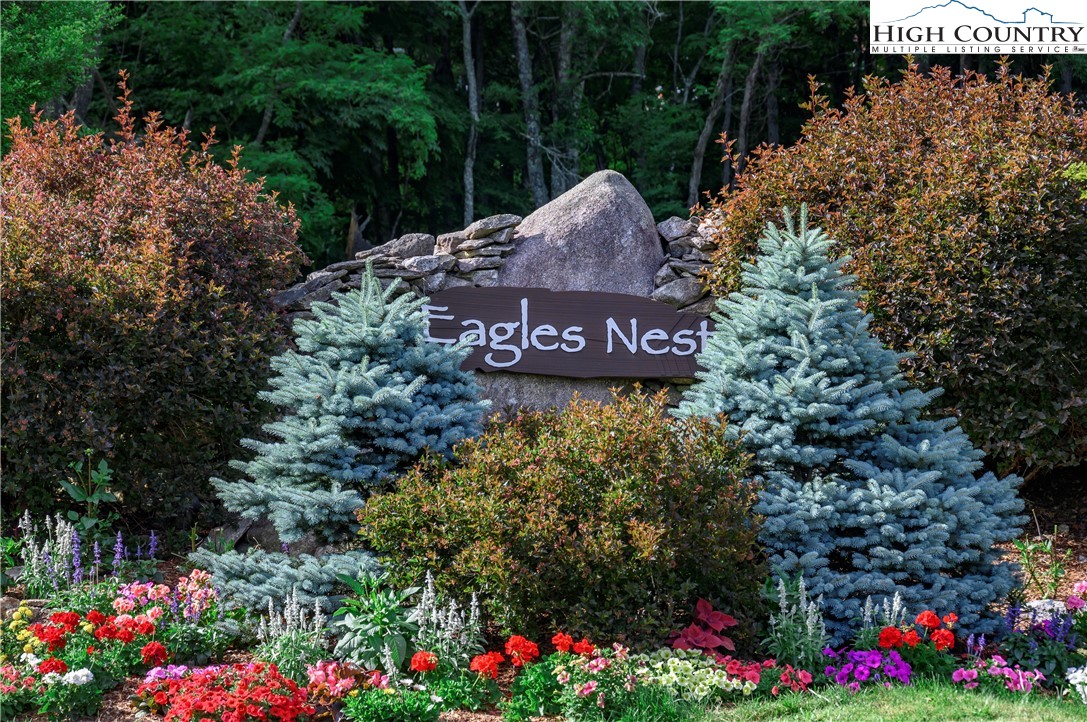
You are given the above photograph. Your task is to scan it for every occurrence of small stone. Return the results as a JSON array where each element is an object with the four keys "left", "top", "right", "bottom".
[
  {"left": 456, "top": 229, "right": 515, "bottom": 252},
  {"left": 402, "top": 253, "right": 456, "bottom": 274},
  {"left": 467, "top": 243, "right": 516, "bottom": 257},
  {"left": 322, "top": 258, "right": 369, "bottom": 274},
  {"left": 422, "top": 273, "right": 447, "bottom": 295},
  {"left": 373, "top": 267, "right": 425, "bottom": 279},
  {"left": 657, "top": 216, "right": 698, "bottom": 242},
  {"left": 651, "top": 277, "right": 705, "bottom": 308},
  {"left": 465, "top": 214, "right": 522, "bottom": 239},
  {"left": 436, "top": 231, "right": 467, "bottom": 254},
  {"left": 274, "top": 269, "right": 349, "bottom": 308},
  {"left": 669, "top": 260, "right": 709, "bottom": 277},
  {"left": 470, "top": 269, "right": 500, "bottom": 286},
  {"left": 680, "top": 247, "right": 710, "bottom": 262},
  {"left": 457, "top": 256, "right": 504, "bottom": 273},
  {"left": 357, "top": 233, "right": 435, "bottom": 260},
  {"left": 667, "top": 239, "right": 696, "bottom": 257},
  {"left": 679, "top": 296, "right": 716, "bottom": 316},
  {"left": 690, "top": 233, "right": 717, "bottom": 252},
  {"left": 296, "top": 279, "right": 345, "bottom": 309},
  {"left": 1, "top": 596, "right": 20, "bottom": 622},
  {"left": 654, "top": 264, "right": 679, "bottom": 287},
  {"left": 441, "top": 275, "right": 473, "bottom": 290}
]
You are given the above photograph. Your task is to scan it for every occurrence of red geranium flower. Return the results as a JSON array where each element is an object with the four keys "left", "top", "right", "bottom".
[
  {"left": 410, "top": 651, "right": 438, "bottom": 673},
  {"left": 931, "top": 628, "right": 955, "bottom": 652},
  {"left": 469, "top": 651, "right": 504, "bottom": 679},
  {"left": 903, "top": 630, "right": 921, "bottom": 647},
  {"left": 878, "top": 626, "right": 903, "bottom": 649},
  {"left": 141, "top": 641, "right": 168, "bottom": 667},
  {"left": 572, "top": 638, "right": 595, "bottom": 656},
  {"left": 915, "top": 610, "right": 940, "bottom": 630},
  {"left": 137, "top": 621, "right": 155, "bottom": 636},
  {"left": 49, "top": 611, "right": 81, "bottom": 631},
  {"left": 38, "top": 658, "right": 68, "bottom": 675},
  {"left": 86, "top": 610, "right": 106, "bottom": 626},
  {"left": 505, "top": 635, "right": 540, "bottom": 667},
  {"left": 552, "top": 632, "right": 574, "bottom": 654},
  {"left": 942, "top": 613, "right": 958, "bottom": 627},
  {"left": 117, "top": 629, "right": 135, "bottom": 644}
]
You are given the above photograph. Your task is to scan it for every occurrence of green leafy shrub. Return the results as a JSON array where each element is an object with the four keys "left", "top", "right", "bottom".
[
  {"left": 358, "top": 390, "right": 762, "bottom": 647},
  {"left": 502, "top": 658, "right": 563, "bottom": 721},
  {"left": 1, "top": 79, "right": 304, "bottom": 527},
  {"left": 342, "top": 688, "right": 440, "bottom": 722},
  {"left": 332, "top": 573, "right": 419, "bottom": 673},
  {"left": 702, "top": 63, "right": 1087, "bottom": 478}
]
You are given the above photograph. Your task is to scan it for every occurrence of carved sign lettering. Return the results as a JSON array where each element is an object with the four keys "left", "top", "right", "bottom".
[{"left": 424, "top": 287, "right": 714, "bottom": 378}]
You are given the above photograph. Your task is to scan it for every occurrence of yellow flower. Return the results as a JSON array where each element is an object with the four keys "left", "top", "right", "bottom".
[
  {"left": 16, "top": 630, "right": 31, "bottom": 641},
  {"left": 23, "top": 643, "right": 34, "bottom": 654},
  {"left": 348, "top": 689, "right": 359, "bottom": 698},
  {"left": 82, "top": 623, "right": 95, "bottom": 634}
]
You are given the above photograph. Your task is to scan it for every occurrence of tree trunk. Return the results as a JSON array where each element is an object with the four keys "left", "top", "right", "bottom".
[
  {"left": 458, "top": 1, "right": 480, "bottom": 226},
  {"left": 254, "top": 0, "right": 303, "bottom": 148},
  {"left": 736, "top": 49, "right": 765, "bottom": 175},
  {"left": 511, "top": 1, "right": 548, "bottom": 208},
  {"left": 765, "top": 59, "right": 780, "bottom": 146},
  {"left": 550, "top": 2, "right": 579, "bottom": 198},
  {"left": 687, "top": 43, "right": 734, "bottom": 208}
]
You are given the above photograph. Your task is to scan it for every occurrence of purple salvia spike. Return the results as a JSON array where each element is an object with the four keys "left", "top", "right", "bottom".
[
  {"left": 44, "top": 549, "right": 59, "bottom": 592},
  {"left": 112, "top": 531, "right": 124, "bottom": 574},
  {"left": 149, "top": 531, "right": 158, "bottom": 560},
  {"left": 135, "top": 543, "right": 142, "bottom": 561},
  {"left": 71, "top": 529, "right": 83, "bottom": 585}
]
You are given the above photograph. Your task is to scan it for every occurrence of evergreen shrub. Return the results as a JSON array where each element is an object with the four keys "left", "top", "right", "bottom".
[
  {"left": 357, "top": 390, "right": 762, "bottom": 647},
  {"left": 1, "top": 81, "right": 303, "bottom": 526},
  {"left": 702, "top": 63, "right": 1087, "bottom": 477},
  {"left": 192, "top": 268, "right": 487, "bottom": 610},
  {"left": 677, "top": 208, "right": 1025, "bottom": 640}
]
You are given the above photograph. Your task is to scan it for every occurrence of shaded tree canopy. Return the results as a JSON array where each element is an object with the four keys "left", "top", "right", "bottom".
[{"left": 3, "top": 1, "right": 1084, "bottom": 268}]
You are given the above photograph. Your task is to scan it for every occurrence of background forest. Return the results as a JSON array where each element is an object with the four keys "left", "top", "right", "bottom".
[{"left": 5, "top": 0, "right": 1086, "bottom": 269}]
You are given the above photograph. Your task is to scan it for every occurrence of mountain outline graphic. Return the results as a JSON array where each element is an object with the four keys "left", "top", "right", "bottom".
[{"left": 886, "top": 0, "right": 1076, "bottom": 25}]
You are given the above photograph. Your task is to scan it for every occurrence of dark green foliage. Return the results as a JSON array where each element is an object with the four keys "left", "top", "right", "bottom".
[
  {"left": 0, "top": 0, "right": 119, "bottom": 144},
  {"left": 1, "top": 92, "right": 303, "bottom": 528},
  {"left": 358, "top": 389, "right": 762, "bottom": 647},
  {"left": 502, "top": 659, "right": 563, "bottom": 721}
]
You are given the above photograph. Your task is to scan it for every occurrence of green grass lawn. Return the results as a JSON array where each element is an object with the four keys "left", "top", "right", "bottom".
[{"left": 699, "top": 681, "right": 1085, "bottom": 722}]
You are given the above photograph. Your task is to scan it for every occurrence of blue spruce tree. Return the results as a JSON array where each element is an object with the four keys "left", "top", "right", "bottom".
[
  {"left": 192, "top": 267, "right": 487, "bottom": 609},
  {"left": 676, "top": 207, "right": 1025, "bottom": 639}
]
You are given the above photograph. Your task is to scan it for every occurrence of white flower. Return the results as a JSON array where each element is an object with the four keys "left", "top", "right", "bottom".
[
  {"left": 20, "top": 652, "right": 42, "bottom": 668},
  {"left": 41, "top": 672, "right": 61, "bottom": 685},
  {"left": 62, "top": 669, "right": 94, "bottom": 686},
  {"left": 1067, "top": 666, "right": 1087, "bottom": 705}
]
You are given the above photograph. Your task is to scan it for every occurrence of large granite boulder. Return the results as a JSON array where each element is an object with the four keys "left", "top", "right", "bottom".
[
  {"left": 481, "top": 170, "right": 673, "bottom": 412},
  {"left": 498, "top": 170, "right": 662, "bottom": 296}
]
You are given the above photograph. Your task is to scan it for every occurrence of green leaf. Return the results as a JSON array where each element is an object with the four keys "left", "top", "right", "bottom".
[{"left": 58, "top": 479, "right": 87, "bottom": 502}]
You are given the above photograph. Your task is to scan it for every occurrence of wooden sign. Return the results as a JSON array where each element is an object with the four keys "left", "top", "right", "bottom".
[{"left": 424, "top": 287, "right": 714, "bottom": 379}]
